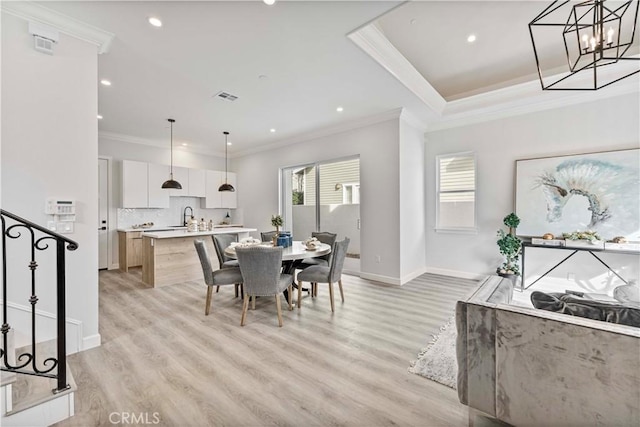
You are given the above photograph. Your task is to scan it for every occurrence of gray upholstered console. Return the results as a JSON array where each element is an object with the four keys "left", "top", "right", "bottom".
[{"left": 456, "top": 276, "right": 640, "bottom": 426}]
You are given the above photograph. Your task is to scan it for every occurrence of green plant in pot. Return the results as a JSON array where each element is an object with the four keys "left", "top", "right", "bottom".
[
  {"left": 496, "top": 213, "right": 522, "bottom": 276},
  {"left": 271, "top": 214, "right": 283, "bottom": 234}
]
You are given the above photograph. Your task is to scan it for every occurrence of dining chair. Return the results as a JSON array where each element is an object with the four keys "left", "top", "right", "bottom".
[
  {"left": 298, "top": 231, "right": 337, "bottom": 269},
  {"left": 212, "top": 233, "right": 240, "bottom": 269},
  {"left": 260, "top": 230, "right": 278, "bottom": 243},
  {"left": 235, "top": 246, "right": 293, "bottom": 327},
  {"left": 297, "top": 237, "right": 350, "bottom": 312},
  {"left": 193, "top": 239, "right": 244, "bottom": 315}
]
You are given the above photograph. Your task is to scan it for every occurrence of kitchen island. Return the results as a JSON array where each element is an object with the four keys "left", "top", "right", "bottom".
[{"left": 141, "top": 227, "right": 257, "bottom": 287}]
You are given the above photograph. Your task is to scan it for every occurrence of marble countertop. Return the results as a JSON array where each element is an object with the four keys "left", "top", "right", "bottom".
[
  {"left": 117, "top": 224, "right": 244, "bottom": 233},
  {"left": 142, "top": 227, "right": 257, "bottom": 239}
]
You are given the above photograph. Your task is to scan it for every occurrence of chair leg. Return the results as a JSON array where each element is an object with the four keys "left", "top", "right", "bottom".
[
  {"left": 235, "top": 284, "right": 239, "bottom": 298},
  {"left": 216, "top": 286, "right": 220, "bottom": 293},
  {"left": 241, "top": 294, "right": 250, "bottom": 326},
  {"left": 328, "top": 282, "right": 335, "bottom": 312},
  {"left": 275, "top": 295, "right": 283, "bottom": 327},
  {"left": 288, "top": 285, "right": 293, "bottom": 311},
  {"left": 205, "top": 286, "right": 213, "bottom": 315},
  {"left": 338, "top": 279, "right": 344, "bottom": 302},
  {"left": 297, "top": 281, "right": 303, "bottom": 309},
  {"left": 240, "top": 283, "right": 244, "bottom": 300},
  {"left": 314, "top": 283, "right": 318, "bottom": 297},
  {"left": 252, "top": 295, "right": 256, "bottom": 310}
]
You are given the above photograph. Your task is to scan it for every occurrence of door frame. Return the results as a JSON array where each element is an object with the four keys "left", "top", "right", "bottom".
[{"left": 98, "top": 156, "right": 115, "bottom": 270}]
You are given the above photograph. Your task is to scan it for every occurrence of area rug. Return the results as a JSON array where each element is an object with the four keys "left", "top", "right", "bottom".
[{"left": 408, "top": 315, "right": 457, "bottom": 389}]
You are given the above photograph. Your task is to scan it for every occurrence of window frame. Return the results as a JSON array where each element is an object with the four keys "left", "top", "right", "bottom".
[{"left": 435, "top": 151, "right": 477, "bottom": 234}]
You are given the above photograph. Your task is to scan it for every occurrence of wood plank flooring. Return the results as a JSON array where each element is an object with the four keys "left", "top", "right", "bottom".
[{"left": 54, "top": 270, "right": 479, "bottom": 427}]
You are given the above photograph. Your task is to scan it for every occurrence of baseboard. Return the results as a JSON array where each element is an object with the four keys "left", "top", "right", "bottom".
[
  {"left": 2, "top": 300, "right": 83, "bottom": 354},
  {"left": 82, "top": 334, "right": 101, "bottom": 351},
  {"left": 400, "top": 267, "right": 428, "bottom": 285},
  {"left": 359, "top": 272, "right": 401, "bottom": 286},
  {"left": 109, "top": 262, "right": 119, "bottom": 270},
  {"left": 424, "top": 267, "right": 485, "bottom": 281}
]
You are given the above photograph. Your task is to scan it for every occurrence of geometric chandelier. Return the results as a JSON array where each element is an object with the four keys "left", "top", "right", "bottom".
[{"left": 529, "top": 0, "right": 640, "bottom": 90}]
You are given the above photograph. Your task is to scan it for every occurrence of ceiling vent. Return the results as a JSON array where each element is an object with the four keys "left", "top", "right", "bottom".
[
  {"left": 28, "top": 22, "right": 58, "bottom": 55},
  {"left": 214, "top": 91, "right": 238, "bottom": 102}
]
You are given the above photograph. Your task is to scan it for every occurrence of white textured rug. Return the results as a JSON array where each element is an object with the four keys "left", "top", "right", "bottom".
[{"left": 408, "top": 315, "right": 457, "bottom": 389}]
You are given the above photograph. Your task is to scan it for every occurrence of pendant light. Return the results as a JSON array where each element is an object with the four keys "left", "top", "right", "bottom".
[
  {"left": 218, "top": 131, "right": 235, "bottom": 192},
  {"left": 161, "top": 118, "right": 182, "bottom": 189}
]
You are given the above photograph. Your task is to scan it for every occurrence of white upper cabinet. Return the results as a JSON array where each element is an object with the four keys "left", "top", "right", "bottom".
[
  {"left": 122, "top": 161, "right": 236, "bottom": 208},
  {"left": 202, "top": 170, "right": 223, "bottom": 208},
  {"left": 148, "top": 163, "right": 170, "bottom": 208},
  {"left": 188, "top": 168, "right": 206, "bottom": 197},
  {"left": 122, "top": 160, "right": 148, "bottom": 208},
  {"left": 169, "top": 167, "right": 189, "bottom": 197},
  {"left": 220, "top": 172, "right": 237, "bottom": 209},
  {"left": 202, "top": 170, "right": 237, "bottom": 209}
]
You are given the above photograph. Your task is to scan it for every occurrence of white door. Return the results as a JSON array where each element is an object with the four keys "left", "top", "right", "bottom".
[{"left": 98, "top": 158, "right": 109, "bottom": 270}]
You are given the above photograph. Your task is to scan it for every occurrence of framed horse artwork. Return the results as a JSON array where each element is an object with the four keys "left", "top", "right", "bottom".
[{"left": 515, "top": 148, "right": 639, "bottom": 240}]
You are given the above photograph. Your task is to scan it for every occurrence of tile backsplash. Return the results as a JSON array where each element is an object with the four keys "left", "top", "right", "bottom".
[{"left": 117, "top": 197, "right": 240, "bottom": 229}]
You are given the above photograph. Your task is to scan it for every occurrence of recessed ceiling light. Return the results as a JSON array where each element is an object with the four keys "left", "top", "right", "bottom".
[
  {"left": 227, "top": 141, "right": 232, "bottom": 146},
  {"left": 97, "top": 114, "right": 103, "bottom": 120},
  {"left": 467, "top": 34, "right": 477, "bottom": 43},
  {"left": 410, "top": 19, "right": 417, "bottom": 25},
  {"left": 336, "top": 106, "right": 344, "bottom": 112},
  {"left": 100, "top": 79, "right": 111, "bottom": 86},
  {"left": 148, "top": 17, "right": 162, "bottom": 27},
  {"left": 270, "top": 128, "right": 276, "bottom": 133},
  {"left": 263, "top": 0, "right": 276, "bottom": 5},
  {"left": 181, "top": 143, "right": 187, "bottom": 146}
]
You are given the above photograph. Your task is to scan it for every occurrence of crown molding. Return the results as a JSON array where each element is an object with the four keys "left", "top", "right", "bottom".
[
  {"left": 233, "top": 108, "right": 404, "bottom": 158},
  {"left": 428, "top": 62, "right": 640, "bottom": 132},
  {"left": 348, "top": 23, "right": 446, "bottom": 115},
  {"left": 399, "top": 108, "right": 428, "bottom": 132},
  {"left": 1, "top": 1, "right": 114, "bottom": 54},
  {"left": 99, "top": 131, "right": 226, "bottom": 158}
]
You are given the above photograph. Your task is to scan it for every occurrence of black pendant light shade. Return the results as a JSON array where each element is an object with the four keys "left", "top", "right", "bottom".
[
  {"left": 162, "top": 118, "right": 183, "bottom": 189},
  {"left": 218, "top": 131, "right": 235, "bottom": 192}
]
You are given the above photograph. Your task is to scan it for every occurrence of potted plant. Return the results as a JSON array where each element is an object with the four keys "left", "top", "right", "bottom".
[
  {"left": 496, "top": 213, "right": 522, "bottom": 279},
  {"left": 271, "top": 214, "right": 283, "bottom": 234}
]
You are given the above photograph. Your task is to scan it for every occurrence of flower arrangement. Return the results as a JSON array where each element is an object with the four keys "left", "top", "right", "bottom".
[
  {"left": 496, "top": 213, "right": 522, "bottom": 276},
  {"left": 562, "top": 230, "right": 602, "bottom": 242},
  {"left": 271, "top": 214, "right": 283, "bottom": 233}
]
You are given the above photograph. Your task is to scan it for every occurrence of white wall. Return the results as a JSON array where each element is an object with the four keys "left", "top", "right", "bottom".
[
  {"left": 234, "top": 117, "right": 402, "bottom": 283},
  {"left": 399, "top": 117, "right": 426, "bottom": 282},
  {"left": 1, "top": 13, "right": 100, "bottom": 350},
  {"left": 424, "top": 93, "right": 640, "bottom": 288}
]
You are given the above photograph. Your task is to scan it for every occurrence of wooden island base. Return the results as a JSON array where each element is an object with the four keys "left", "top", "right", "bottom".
[{"left": 141, "top": 228, "right": 255, "bottom": 287}]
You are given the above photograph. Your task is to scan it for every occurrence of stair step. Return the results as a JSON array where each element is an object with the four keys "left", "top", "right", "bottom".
[{"left": 2, "top": 338, "right": 76, "bottom": 419}]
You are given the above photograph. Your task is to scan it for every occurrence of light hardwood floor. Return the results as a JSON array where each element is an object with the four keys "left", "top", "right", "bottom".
[{"left": 55, "top": 270, "right": 479, "bottom": 427}]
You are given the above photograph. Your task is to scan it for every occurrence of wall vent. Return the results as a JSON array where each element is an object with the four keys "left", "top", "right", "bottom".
[
  {"left": 34, "top": 35, "right": 54, "bottom": 55},
  {"left": 214, "top": 91, "right": 238, "bottom": 102}
]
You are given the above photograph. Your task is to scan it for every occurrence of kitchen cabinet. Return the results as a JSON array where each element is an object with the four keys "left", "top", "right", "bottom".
[
  {"left": 188, "top": 168, "right": 206, "bottom": 197},
  {"left": 148, "top": 163, "right": 170, "bottom": 208},
  {"left": 202, "top": 170, "right": 237, "bottom": 208},
  {"left": 122, "top": 161, "right": 170, "bottom": 208},
  {"left": 169, "top": 167, "right": 189, "bottom": 197},
  {"left": 118, "top": 231, "right": 144, "bottom": 272},
  {"left": 122, "top": 160, "right": 148, "bottom": 208}
]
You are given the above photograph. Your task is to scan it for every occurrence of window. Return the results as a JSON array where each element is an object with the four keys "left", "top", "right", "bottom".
[
  {"left": 342, "top": 183, "right": 360, "bottom": 204},
  {"left": 436, "top": 153, "right": 476, "bottom": 230}
]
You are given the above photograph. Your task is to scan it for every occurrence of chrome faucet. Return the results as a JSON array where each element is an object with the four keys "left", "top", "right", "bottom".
[{"left": 183, "top": 206, "right": 194, "bottom": 226}]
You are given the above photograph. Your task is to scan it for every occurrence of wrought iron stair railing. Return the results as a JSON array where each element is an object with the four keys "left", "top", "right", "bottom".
[{"left": 0, "top": 209, "right": 78, "bottom": 394}]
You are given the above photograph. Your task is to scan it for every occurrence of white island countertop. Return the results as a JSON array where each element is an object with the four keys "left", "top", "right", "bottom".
[{"left": 142, "top": 227, "right": 257, "bottom": 239}]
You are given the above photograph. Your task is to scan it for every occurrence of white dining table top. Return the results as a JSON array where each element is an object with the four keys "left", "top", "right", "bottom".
[{"left": 225, "top": 241, "right": 331, "bottom": 261}]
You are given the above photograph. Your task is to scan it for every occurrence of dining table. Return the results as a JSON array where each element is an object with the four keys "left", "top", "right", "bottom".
[{"left": 225, "top": 240, "right": 332, "bottom": 304}]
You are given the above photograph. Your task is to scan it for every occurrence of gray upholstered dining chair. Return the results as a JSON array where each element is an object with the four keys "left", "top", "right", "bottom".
[
  {"left": 297, "top": 237, "right": 350, "bottom": 312},
  {"left": 298, "top": 231, "right": 337, "bottom": 270},
  {"left": 235, "top": 246, "right": 293, "bottom": 327},
  {"left": 212, "top": 234, "right": 240, "bottom": 269},
  {"left": 193, "top": 239, "right": 244, "bottom": 315},
  {"left": 260, "top": 230, "right": 278, "bottom": 243}
]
